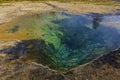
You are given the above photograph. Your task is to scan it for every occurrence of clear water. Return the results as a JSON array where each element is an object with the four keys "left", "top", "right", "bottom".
[{"left": 4, "top": 12, "right": 120, "bottom": 70}]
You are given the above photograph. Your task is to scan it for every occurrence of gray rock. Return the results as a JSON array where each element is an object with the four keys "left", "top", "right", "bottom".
[{"left": 0, "top": 40, "right": 120, "bottom": 80}]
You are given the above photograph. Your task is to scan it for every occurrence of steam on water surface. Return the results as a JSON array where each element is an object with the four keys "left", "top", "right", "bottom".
[{"left": 3, "top": 12, "right": 120, "bottom": 70}]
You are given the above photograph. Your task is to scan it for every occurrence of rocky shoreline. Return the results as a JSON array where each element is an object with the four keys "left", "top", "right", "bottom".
[
  {"left": 0, "top": 1, "right": 120, "bottom": 80},
  {"left": 0, "top": 40, "right": 120, "bottom": 80}
]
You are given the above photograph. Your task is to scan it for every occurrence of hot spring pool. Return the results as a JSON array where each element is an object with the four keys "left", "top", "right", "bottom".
[{"left": 2, "top": 12, "right": 120, "bottom": 70}]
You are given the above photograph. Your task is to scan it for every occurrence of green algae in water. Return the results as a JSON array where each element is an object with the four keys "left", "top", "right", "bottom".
[
  {"left": 7, "top": 12, "right": 120, "bottom": 70},
  {"left": 6, "top": 25, "right": 19, "bottom": 33}
]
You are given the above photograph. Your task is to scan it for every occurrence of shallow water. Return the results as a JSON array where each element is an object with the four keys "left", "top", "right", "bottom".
[{"left": 2, "top": 12, "right": 120, "bottom": 70}]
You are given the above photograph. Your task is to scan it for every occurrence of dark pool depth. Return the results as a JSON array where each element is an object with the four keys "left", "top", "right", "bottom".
[{"left": 6, "top": 12, "right": 120, "bottom": 70}]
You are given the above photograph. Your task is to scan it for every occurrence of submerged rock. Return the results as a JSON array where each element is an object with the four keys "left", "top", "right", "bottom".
[
  {"left": 0, "top": 40, "right": 120, "bottom": 80},
  {"left": 0, "top": 56, "right": 66, "bottom": 80},
  {"left": 65, "top": 48, "right": 120, "bottom": 80},
  {"left": 0, "top": 40, "right": 66, "bottom": 80},
  {"left": 0, "top": 40, "right": 27, "bottom": 58}
]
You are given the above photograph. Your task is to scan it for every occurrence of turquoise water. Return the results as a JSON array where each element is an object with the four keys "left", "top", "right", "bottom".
[{"left": 7, "top": 12, "right": 120, "bottom": 70}]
